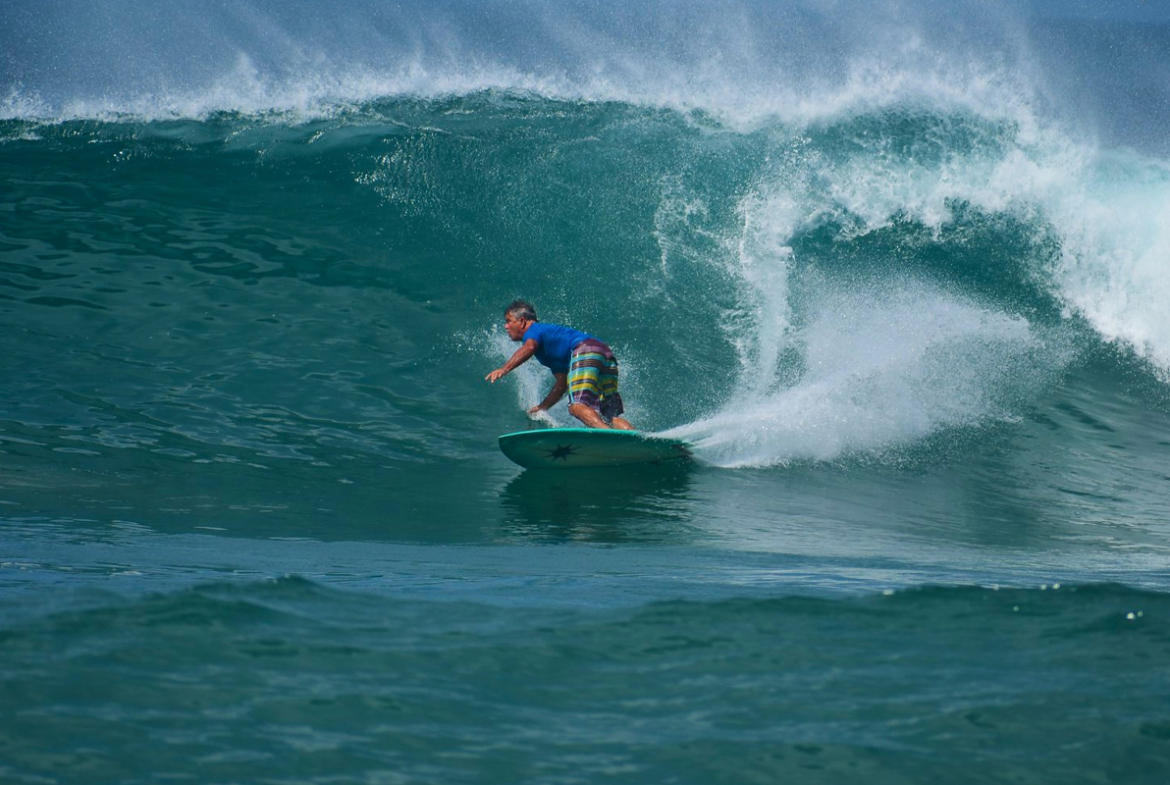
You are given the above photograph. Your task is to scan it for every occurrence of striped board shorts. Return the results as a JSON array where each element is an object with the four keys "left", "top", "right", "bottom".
[{"left": 567, "top": 339, "right": 624, "bottom": 419}]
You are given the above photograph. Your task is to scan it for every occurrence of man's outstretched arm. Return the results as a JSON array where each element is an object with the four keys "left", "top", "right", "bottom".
[{"left": 486, "top": 339, "right": 538, "bottom": 383}]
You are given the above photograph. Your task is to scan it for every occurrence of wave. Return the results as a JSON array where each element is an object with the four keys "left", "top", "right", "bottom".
[
  {"left": 653, "top": 106, "right": 1170, "bottom": 463},
  {"left": 5, "top": 574, "right": 1165, "bottom": 633},
  {"left": 3, "top": 0, "right": 1167, "bottom": 160},
  {"left": 1, "top": 88, "right": 1168, "bottom": 468},
  {"left": 2, "top": 577, "right": 1166, "bottom": 783}
]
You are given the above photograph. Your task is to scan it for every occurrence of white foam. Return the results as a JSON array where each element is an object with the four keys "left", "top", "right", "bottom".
[
  {"left": 0, "top": 87, "right": 54, "bottom": 122},
  {"left": 1045, "top": 152, "right": 1170, "bottom": 379},
  {"left": 666, "top": 281, "right": 1048, "bottom": 467}
]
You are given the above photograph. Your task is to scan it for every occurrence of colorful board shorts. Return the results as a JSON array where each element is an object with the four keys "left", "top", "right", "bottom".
[{"left": 567, "top": 339, "right": 624, "bottom": 420}]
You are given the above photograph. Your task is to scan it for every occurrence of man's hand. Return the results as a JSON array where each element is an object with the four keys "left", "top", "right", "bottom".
[
  {"left": 485, "top": 368, "right": 507, "bottom": 383},
  {"left": 528, "top": 404, "right": 546, "bottom": 415}
]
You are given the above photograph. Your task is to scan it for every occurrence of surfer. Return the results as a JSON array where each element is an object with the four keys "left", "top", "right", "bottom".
[{"left": 486, "top": 300, "right": 634, "bottom": 430}]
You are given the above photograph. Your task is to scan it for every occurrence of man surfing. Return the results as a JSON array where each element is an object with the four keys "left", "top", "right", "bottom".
[{"left": 486, "top": 300, "right": 634, "bottom": 430}]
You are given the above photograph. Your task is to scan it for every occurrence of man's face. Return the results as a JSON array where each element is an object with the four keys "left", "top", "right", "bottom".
[{"left": 504, "top": 313, "right": 529, "bottom": 341}]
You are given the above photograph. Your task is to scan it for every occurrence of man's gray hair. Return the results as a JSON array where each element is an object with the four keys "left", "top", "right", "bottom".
[{"left": 505, "top": 299, "right": 537, "bottom": 321}]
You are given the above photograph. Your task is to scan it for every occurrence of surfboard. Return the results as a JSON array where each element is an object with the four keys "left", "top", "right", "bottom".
[{"left": 498, "top": 428, "right": 692, "bottom": 469}]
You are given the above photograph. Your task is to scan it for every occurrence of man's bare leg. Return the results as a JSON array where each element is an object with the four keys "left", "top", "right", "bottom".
[
  {"left": 568, "top": 403, "right": 611, "bottom": 429},
  {"left": 568, "top": 403, "right": 636, "bottom": 430}
]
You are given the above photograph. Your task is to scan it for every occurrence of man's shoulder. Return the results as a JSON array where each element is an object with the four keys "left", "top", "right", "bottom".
[{"left": 523, "top": 321, "right": 562, "bottom": 341}]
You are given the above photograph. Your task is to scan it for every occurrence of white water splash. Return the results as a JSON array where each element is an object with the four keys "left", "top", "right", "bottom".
[{"left": 666, "top": 281, "right": 1051, "bottom": 467}]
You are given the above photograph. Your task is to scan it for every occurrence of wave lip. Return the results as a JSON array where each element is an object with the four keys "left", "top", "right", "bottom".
[{"left": 0, "top": 0, "right": 1063, "bottom": 129}]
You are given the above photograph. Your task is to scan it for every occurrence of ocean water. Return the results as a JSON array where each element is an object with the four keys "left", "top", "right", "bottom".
[{"left": 3, "top": 1, "right": 1170, "bottom": 783}]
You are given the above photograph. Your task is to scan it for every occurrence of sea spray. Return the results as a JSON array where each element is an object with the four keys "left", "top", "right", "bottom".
[{"left": 668, "top": 279, "right": 1057, "bottom": 466}]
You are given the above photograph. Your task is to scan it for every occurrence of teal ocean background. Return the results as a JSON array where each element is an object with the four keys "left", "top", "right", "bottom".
[{"left": 3, "top": 1, "right": 1170, "bottom": 782}]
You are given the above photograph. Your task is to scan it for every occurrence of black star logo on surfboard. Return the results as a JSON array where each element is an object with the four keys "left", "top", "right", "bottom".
[{"left": 546, "top": 444, "right": 576, "bottom": 461}]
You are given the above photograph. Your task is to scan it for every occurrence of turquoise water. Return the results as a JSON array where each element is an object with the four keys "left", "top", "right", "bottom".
[{"left": 3, "top": 2, "right": 1170, "bottom": 783}]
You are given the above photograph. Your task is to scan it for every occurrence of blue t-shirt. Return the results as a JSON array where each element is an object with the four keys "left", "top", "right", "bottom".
[{"left": 523, "top": 322, "right": 594, "bottom": 374}]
